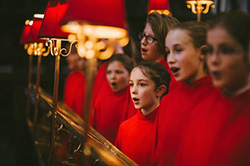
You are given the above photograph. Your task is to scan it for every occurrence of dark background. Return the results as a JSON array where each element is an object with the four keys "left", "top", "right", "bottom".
[{"left": 0, "top": 0, "right": 248, "bottom": 165}]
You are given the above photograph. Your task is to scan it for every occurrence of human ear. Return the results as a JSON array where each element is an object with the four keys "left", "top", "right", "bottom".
[
  {"left": 199, "top": 45, "right": 208, "bottom": 60},
  {"left": 156, "top": 85, "right": 167, "bottom": 98}
]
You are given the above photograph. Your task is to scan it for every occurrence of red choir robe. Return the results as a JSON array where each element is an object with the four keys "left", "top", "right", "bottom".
[
  {"left": 92, "top": 85, "right": 136, "bottom": 144},
  {"left": 116, "top": 108, "right": 159, "bottom": 166},
  {"left": 159, "top": 60, "right": 181, "bottom": 91},
  {"left": 64, "top": 70, "right": 85, "bottom": 116},
  {"left": 92, "top": 62, "right": 107, "bottom": 104},
  {"left": 153, "top": 75, "right": 215, "bottom": 165},
  {"left": 175, "top": 88, "right": 250, "bottom": 165}
]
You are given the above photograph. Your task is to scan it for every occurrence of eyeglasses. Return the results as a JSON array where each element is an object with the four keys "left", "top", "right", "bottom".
[
  {"left": 138, "top": 33, "right": 157, "bottom": 44},
  {"left": 206, "top": 45, "right": 243, "bottom": 59}
]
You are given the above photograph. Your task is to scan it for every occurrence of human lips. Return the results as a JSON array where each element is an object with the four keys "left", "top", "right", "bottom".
[
  {"left": 132, "top": 97, "right": 139, "bottom": 104},
  {"left": 110, "top": 82, "right": 117, "bottom": 89},
  {"left": 170, "top": 67, "right": 180, "bottom": 76},
  {"left": 211, "top": 70, "right": 222, "bottom": 80},
  {"left": 141, "top": 48, "right": 147, "bottom": 55}
]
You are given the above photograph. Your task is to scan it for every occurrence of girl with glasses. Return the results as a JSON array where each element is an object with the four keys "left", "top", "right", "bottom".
[{"left": 140, "top": 12, "right": 180, "bottom": 91}]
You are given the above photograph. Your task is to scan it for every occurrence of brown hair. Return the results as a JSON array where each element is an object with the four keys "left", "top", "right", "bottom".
[
  {"left": 208, "top": 11, "right": 250, "bottom": 58},
  {"left": 106, "top": 54, "right": 134, "bottom": 74},
  {"left": 146, "top": 12, "right": 180, "bottom": 56},
  {"left": 133, "top": 60, "right": 171, "bottom": 97}
]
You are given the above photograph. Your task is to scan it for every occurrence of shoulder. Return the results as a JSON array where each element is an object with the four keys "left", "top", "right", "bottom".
[{"left": 120, "top": 114, "right": 137, "bottom": 128}]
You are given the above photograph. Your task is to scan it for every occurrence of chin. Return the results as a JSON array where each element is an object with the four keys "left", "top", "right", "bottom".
[
  {"left": 142, "top": 55, "right": 150, "bottom": 60},
  {"left": 134, "top": 105, "right": 141, "bottom": 110},
  {"left": 212, "top": 80, "right": 224, "bottom": 89}
]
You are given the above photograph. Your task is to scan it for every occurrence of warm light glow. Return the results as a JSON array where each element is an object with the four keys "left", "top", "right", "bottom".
[
  {"left": 26, "top": 42, "right": 49, "bottom": 56},
  {"left": 68, "top": 34, "right": 76, "bottom": 42},
  {"left": 186, "top": 0, "right": 215, "bottom": 14},
  {"left": 29, "top": 21, "right": 33, "bottom": 26},
  {"left": 96, "top": 41, "right": 106, "bottom": 50},
  {"left": 61, "top": 22, "right": 128, "bottom": 60},
  {"left": 34, "top": 14, "right": 44, "bottom": 19},
  {"left": 148, "top": 9, "right": 172, "bottom": 16},
  {"left": 24, "top": 43, "right": 28, "bottom": 50},
  {"left": 116, "top": 36, "right": 129, "bottom": 47},
  {"left": 62, "top": 22, "right": 127, "bottom": 39},
  {"left": 25, "top": 20, "right": 30, "bottom": 25},
  {"left": 86, "top": 50, "right": 95, "bottom": 59},
  {"left": 60, "top": 0, "right": 128, "bottom": 60},
  {"left": 186, "top": 0, "right": 215, "bottom": 21},
  {"left": 78, "top": 44, "right": 86, "bottom": 58},
  {"left": 85, "top": 41, "right": 94, "bottom": 49}
]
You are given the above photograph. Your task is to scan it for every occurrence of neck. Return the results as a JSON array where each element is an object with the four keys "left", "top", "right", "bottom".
[
  {"left": 154, "top": 54, "right": 165, "bottom": 63},
  {"left": 222, "top": 74, "right": 250, "bottom": 97},
  {"left": 140, "top": 100, "right": 160, "bottom": 116},
  {"left": 184, "top": 64, "right": 207, "bottom": 84}
]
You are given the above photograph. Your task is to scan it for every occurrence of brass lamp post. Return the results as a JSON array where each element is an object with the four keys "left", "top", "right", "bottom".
[{"left": 186, "top": 0, "right": 215, "bottom": 21}]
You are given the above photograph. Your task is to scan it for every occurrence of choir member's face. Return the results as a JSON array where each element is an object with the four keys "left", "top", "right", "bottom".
[
  {"left": 66, "top": 53, "right": 80, "bottom": 70},
  {"left": 165, "top": 29, "right": 205, "bottom": 84},
  {"left": 206, "top": 27, "right": 249, "bottom": 92},
  {"left": 106, "top": 61, "right": 129, "bottom": 93},
  {"left": 141, "top": 23, "right": 162, "bottom": 62},
  {"left": 129, "top": 68, "right": 159, "bottom": 113}
]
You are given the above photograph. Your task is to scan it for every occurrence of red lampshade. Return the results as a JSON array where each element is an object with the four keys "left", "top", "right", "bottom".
[
  {"left": 39, "top": 0, "right": 69, "bottom": 39},
  {"left": 148, "top": 0, "right": 169, "bottom": 11},
  {"left": 61, "top": 0, "right": 126, "bottom": 30},
  {"left": 20, "top": 20, "right": 32, "bottom": 44},
  {"left": 27, "top": 15, "right": 46, "bottom": 43}
]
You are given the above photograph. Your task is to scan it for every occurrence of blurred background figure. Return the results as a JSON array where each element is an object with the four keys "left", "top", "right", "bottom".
[
  {"left": 91, "top": 54, "right": 136, "bottom": 144},
  {"left": 64, "top": 44, "right": 86, "bottom": 116},
  {"left": 175, "top": 11, "right": 250, "bottom": 165}
]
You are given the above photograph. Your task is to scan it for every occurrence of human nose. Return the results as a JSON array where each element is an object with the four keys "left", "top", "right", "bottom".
[
  {"left": 206, "top": 50, "right": 221, "bottom": 65},
  {"left": 108, "top": 72, "right": 116, "bottom": 79},
  {"left": 130, "top": 85, "right": 138, "bottom": 94},
  {"left": 167, "top": 52, "right": 176, "bottom": 64},
  {"left": 141, "top": 36, "right": 147, "bottom": 45}
]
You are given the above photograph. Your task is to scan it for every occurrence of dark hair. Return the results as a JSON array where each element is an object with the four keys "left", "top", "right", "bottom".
[
  {"left": 147, "top": 12, "right": 180, "bottom": 56},
  {"left": 106, "top": 54, "right": 134, "bottom": 73},
  {"left": 208, "top": 11, "right": 250, "bottom": 56},
  {"left": 134, "top": 60, "right": 171, "bottom": 97}
]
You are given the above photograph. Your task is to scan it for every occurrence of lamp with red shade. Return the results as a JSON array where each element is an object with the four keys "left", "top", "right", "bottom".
[
  {"left": 26, "top": 14, "right": 49, "bottom": 56},
  {"left": 20, "top": 19, "right": 33, "bottom": 121},
  {"left": 39, "top": 0, "right": 72, "bottom": 57},
  {"left": 60, "top": 0, "right": 128, "bottom": 60},
  {"left": 148, "top": 0, "right": 172, "bottom": 15},
  {"left": 25, "top": 14, "right": 51, "bottom": 134},
  {"left": 20, "top": 20, "right": 32, "bottom": 50},
  {"left": 38, "top": 1, "right": 75, "bottom": 165},
  {"left": 60, "top": 0, "right": 135, "bottom": 165}
]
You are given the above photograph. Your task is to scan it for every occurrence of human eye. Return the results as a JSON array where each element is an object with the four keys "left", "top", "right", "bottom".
[
  {"left": 116, "top": 70, "right": 123, "bottom": 74},
  {"left": 139, "top": 82, "right": 147, "bottom": 87},
  {"left": 218, "top": 45, "right": 239, "bottom": 55},
  {"left": 175, "top": 47, "right": 182, "bottom": 53},
  {"left": 106, "top": 70, "right": 111, "bottom": 75},
  {"left": 129, "top": 81, "right": 134, "bottom": 87},
  {"left": 147, "top": 36, "right": 154, "bottom": 44},
  {"left": 165, "top": 48, "right": 170, "bottom": 55},
  {"left": 138, "top": 33, "right": 144, "bottom": 40}
]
